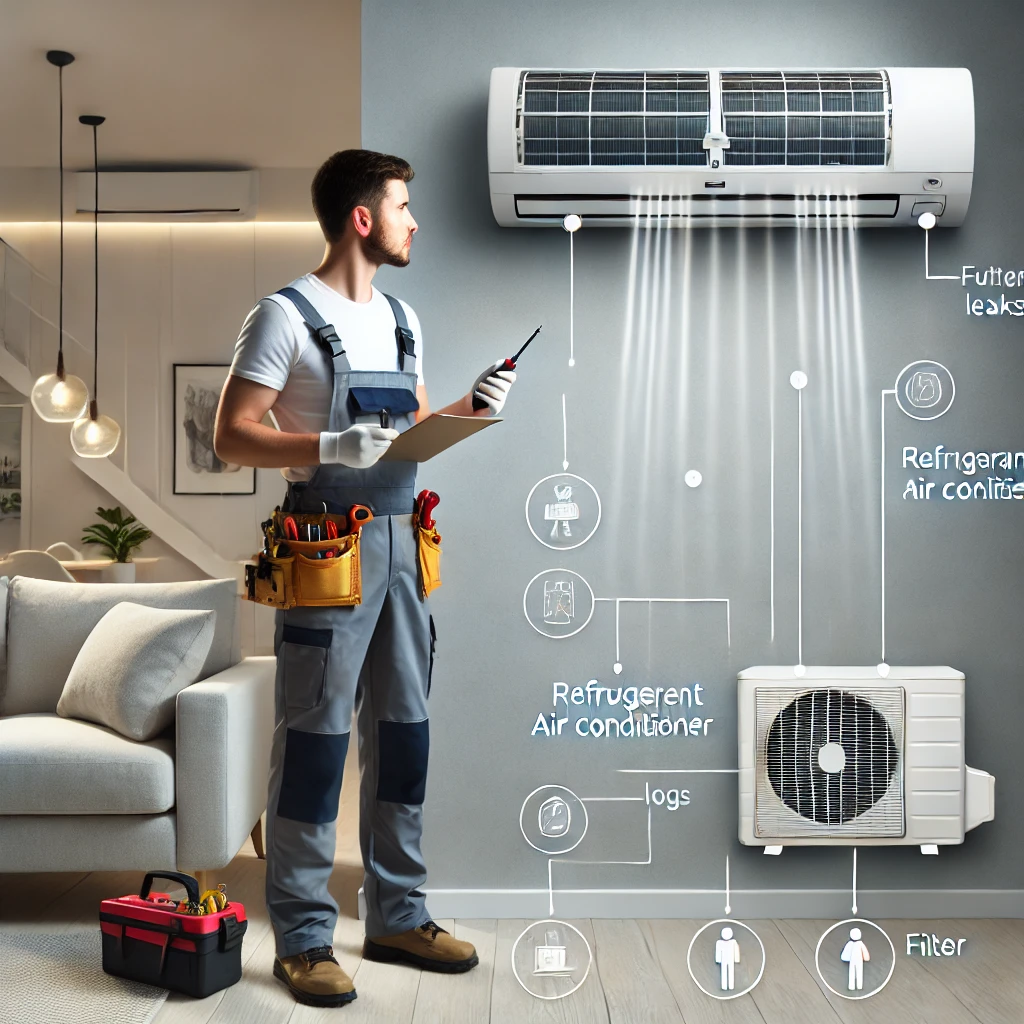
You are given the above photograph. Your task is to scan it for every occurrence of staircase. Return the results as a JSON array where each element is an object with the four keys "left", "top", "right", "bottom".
[{"left": 0, "top": 235, "right": 244, "bottom": 584}]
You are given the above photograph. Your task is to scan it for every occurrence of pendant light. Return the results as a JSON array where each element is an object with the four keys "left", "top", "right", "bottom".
[
  {"left": 30, "top": 50, "right": 89, "bottom": 422},
  {"left": 71, "top": 115, "right": 121, "bottom": 458}
]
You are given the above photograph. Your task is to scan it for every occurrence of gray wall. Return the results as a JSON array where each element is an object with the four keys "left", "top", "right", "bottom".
[{"left": 363, "top": 0, "right": 1024, "bottom": 915}]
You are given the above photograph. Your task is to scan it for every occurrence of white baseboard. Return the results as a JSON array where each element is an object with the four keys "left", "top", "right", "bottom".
[{"left": 358, "top": 888, "right": 1024, "bottom": 920}]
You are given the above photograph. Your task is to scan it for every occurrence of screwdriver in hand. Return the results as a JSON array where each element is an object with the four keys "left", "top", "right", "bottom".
[{"left": 472, "top": 325, "right": 542, "bottom": 411}]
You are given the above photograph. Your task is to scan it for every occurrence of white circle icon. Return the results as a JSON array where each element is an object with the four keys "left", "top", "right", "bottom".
[
  {"left": 519, "top": 785, "right": 589, "bottom": 855},
  {"left": 523, "top": 569, "right": 595, "bottom": 639},
  {"left": 685, "top": 470, "right": 702, "bottom": 488},
  {"left": 815, "top": 919, "right": 896, "bottom": 1000},
  {"left": 686, "top": 919, "right": 766, "bottom": 1000},
  {"left": 526, "top": 473, "right": 601, "bottom": 551},
  {"left": 512, "top": 920, "right": 592, "bottom": 999},
  {"left": 894, "top": 360, "right": 955, "bottom": 421},
  {"left": 790, "top": 370, "right": 808, "bottom": 390}
]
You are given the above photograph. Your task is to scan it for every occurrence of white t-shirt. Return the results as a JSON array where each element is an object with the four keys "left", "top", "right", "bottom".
[{"left": 229, "top": 273, "right": 424, "bottom": 481}]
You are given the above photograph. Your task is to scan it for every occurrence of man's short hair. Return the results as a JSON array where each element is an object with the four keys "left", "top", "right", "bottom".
[{"left": 311, "top": 149, "right": 414, "bottom": 243}]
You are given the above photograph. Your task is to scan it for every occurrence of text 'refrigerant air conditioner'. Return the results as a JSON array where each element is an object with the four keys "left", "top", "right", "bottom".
[
  {"left": 738, "top": 666, "right": 994, "bottom": 850},
  {"left": 488, "top": 68, "right": 973, "bottom": 228},
  {"left": 76, "top": 171, "right": 258, "bottom": 222}
]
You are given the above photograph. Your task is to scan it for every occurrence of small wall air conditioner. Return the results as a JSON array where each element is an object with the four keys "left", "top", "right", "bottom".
[
  {"left": 76, "top": 171, "right": 258, "bottom": 222},
  {"left": 738, "top": 666, "right": 994, "bottom": 850},
  {"left": 488, "top": 67, "right": 973, "bottom": 228}
]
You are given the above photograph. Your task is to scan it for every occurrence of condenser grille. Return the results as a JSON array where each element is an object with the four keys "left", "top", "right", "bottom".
[
  {"left": 721, "top": 71, "right": 889, "bottom": 166},
  {"left": 754, "top": 686, "right": 905, "bottom": 838},
  {"left": 520, "top": 71, "right": 710, "bottom": 166}
]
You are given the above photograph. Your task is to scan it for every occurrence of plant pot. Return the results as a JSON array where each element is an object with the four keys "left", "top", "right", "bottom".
[{"left": 99, "top": 561, "right": 136, "bottom": 584}]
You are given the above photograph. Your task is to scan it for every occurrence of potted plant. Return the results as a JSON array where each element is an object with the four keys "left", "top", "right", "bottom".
[{"left": 81, "top": 505, "right": 153, "bottom": 583}]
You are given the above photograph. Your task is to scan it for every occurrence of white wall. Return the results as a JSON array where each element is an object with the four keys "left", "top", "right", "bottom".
[{"left": 0, "top": 220, "right": 326, "bottom": 654}]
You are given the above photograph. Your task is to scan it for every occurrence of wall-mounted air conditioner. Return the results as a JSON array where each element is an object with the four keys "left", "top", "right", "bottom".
[
  {"left": 76, "top": 171, "right": 258, "bottom": 222},
  {"left": 738, "top": 666, "right": 994, "bottom": 850},
  {"left": 488, "top": 68, "right": 973, "bottom": 228}
]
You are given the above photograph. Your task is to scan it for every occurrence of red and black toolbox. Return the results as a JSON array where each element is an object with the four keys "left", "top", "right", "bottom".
[{"left": 99, "top": 871, "right": 247, "bottom": 998}]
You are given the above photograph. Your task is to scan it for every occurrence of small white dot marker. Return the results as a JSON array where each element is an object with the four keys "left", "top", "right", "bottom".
[
  {"left": 877, "top": 662, "right": 891, "bottom": 678},
  {"left": 794, "top": 664, "right": 807, "bottom": 677},
  {"left": 613, "top": 662, "right": 623, "bottom": 675},
  {"left": 917, "top": 211, "right": 936, "bottom": 231},
  {"left": 568, "top": 358, "right": 575, "bottom": 367},
  {"left": 684, "top": 470, "right": 702, "bottom": 488},
  {"left": 790, "top": 370, "right": 808, "bottom": 390},
  {"left": 562, "top": 214, "right": 582, "bottom": 233}
]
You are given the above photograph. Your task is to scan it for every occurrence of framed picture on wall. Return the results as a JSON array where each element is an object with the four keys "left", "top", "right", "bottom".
[
  {"left": 173, "top": 364, "right": 256, "bottom": 495},
  {"left": 0, "top": 404, "right": 23, "bottom": 519}
]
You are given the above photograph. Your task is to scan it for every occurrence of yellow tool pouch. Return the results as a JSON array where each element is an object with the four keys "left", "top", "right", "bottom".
[
  {"left": 287, "top": 532, "right": 361, "bottom": 607},
  {"left": 416, "top": 524, "right": 442, "bottom": 600},
  {"left": 245, "top": 551, "right": 295, "bottom": 609},
  {"left": 243, "top": 511, "right": 363, "bottom": 609}
]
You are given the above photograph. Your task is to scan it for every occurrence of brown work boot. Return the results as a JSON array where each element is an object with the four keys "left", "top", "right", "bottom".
[
  {"left": 273, "top": 944, "right": 357, "bottom": 1007},
  {"left": 363, "top": 920, "right": 479, "bottom": 973}
]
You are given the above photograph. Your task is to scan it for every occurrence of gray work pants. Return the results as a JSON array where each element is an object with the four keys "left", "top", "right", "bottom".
[{"left": 264, "top": 513, "right": 433, "bottom": 956}]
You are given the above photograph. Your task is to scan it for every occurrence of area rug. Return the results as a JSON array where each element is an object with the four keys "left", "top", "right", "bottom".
[{"left": 0, "top": 925, "right": 168, "bottom": 1024}]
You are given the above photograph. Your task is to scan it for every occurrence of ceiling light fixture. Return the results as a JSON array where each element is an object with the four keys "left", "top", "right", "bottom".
[
  {"left": 71, "top": 115, "right": 121, "bottom": 458},
  {"left": 30, "top": 50, "right": 89, "bottom": 423}
]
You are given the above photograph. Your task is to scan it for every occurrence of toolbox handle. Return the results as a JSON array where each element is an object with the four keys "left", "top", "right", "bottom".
[
  {"left": 139, "top": 871, "right": 200, "bottom": 905},
  {"left": 219, "top": 913, "right": 246, "bottom": 952}
]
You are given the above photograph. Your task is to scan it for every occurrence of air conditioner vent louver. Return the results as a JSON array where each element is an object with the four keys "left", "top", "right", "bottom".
[
  {"left": 520, "top": 71, "right": 710, "bottom": 167},
  {"left": 755, "top": 685, "right": 905, "bottom": 838},
  {"left": 721, "top": 71, "right": 889, "bottom": 167}
]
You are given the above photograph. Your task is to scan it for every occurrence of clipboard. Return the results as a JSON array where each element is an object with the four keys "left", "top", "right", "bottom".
[{"left": 380, "top": 413, "right": 502, "bottom": 463}]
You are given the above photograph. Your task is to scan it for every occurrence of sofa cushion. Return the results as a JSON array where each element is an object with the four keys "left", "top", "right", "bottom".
[
  {"left": 0, "top": 713, "right": 175, "bottom": 814},
  {"left": 1, "top": 577, "right": 239, "bottom": 716},
  {"left": 56, "top": 602, "right": 216, "bottom": 741}
]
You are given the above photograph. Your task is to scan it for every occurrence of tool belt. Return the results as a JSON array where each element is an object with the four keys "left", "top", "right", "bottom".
[
  {"left": 243, "top": 507, "right": 364, "bottom": 609},
  {"left": 244, "top": 493, "right": 443, "bottom": 607}
]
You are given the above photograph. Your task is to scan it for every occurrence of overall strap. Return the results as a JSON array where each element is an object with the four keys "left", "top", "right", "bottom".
[
  {"left": 275, "top": 287, "right": 345, "bottom": 359},
  {"left": 382, "top": 293, "right": 416, "bottom": 371}
]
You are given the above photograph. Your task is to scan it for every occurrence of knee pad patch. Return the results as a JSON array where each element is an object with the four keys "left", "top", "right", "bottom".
[
  {"left": 376, "top": 719, "right": 429, "bottom": 805},
  {"left": 277, "top": 728, "right": 349, "bottom": 824}
]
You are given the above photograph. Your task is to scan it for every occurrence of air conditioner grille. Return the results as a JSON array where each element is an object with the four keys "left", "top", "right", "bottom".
[
  {"left": 520, "top": 72, "right": 710, "bottom": 167},
  {"left": 722, "top": 71, "right": 889, "bottom": 167},
  {"left": 755, "top": 686, "right": 905, "bottom": 838}
]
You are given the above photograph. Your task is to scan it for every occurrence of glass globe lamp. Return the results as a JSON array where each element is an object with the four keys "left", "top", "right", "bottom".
[
  {"left": 31, "top": 353, "right": 89, "bottom": 422},
  {"left": 71, "top": 400, "right": 121, "bottom": 458}
]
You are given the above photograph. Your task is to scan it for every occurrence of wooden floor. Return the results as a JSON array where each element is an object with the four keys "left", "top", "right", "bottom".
[{"left": 4, "top": 744, "right": 1023, "bottom": 1022}]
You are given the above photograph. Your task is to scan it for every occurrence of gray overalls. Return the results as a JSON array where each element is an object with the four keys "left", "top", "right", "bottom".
[{"left": 263, "top": 286, "right": 435, "bottom": 956}]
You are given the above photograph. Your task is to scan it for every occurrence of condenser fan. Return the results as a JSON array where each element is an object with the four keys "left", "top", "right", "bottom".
[{"left": 765, "top": 688, "right": 898, "bottom": 825}]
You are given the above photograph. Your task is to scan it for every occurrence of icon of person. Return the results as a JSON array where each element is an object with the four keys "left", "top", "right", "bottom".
[
  {"left": 840, "top": 927, "right": 870, "bottom": 991},
  {"left": 715, "top": 926, "right": 741, "bottom": 991}
]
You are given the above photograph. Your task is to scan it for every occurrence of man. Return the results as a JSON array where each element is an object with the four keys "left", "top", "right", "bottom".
[{"left": 214, "top": 149, "right": 515, "bottom": 1008}]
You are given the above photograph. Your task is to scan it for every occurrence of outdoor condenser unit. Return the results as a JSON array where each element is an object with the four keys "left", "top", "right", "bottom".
[
  {"left": 488, "top": 68, "right": 974, "bottom": 227},
  {"left": 738, "top": 666, "right": 994, "bottom": 851}
]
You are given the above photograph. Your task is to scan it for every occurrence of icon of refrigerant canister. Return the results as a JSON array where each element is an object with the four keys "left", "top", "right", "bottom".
[
  {"left": 543, "top": 580, "right": 574, "bottom": 624},
  {"left": 538, "top": 796, "right": 571, "bottom": 837}
]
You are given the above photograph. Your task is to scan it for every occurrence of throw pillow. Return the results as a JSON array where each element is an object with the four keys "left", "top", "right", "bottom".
[{"left": 56, "top": 601, "right": 216, "bottom": 741}]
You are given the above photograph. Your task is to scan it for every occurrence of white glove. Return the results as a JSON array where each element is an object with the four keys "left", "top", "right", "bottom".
[
  {"left": 471, "top": 361, "right": 517, "bottom": 416},
  {"left": 319, "top": 425, "right": 399, "bottom": 468}
]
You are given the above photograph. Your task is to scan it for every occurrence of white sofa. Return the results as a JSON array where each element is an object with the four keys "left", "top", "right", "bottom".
[{"left": 0, "top": 576, "right": 275, "bottom": 874}]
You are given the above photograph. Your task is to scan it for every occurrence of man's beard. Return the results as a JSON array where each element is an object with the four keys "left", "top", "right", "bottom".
[{"left": 362, "top": 222, "right": 409, "bottom": 268}]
